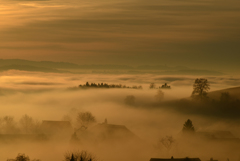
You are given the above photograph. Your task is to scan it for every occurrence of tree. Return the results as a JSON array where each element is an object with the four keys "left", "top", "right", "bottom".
[
  {"left": 220, "top": 92, "right": 231, "bottom": 102},
  {"left": 6, "top": 153, "right": 40, "bottom": 161},
  {"left": 149, "top": 83, "right": 156, "bottom": 89},
  {"left": 1, "top": 116, "right": 18, "bottom": 134},
  {"left": 159, "top": 135, "right": 175, "bottom": 151},
  {"left": 15, "top": 154, "right": 30, "bottom": 161},
  {"left": 19, "top": 115, "right": 35, "bottom": 134},
  {"left": 70, "top": 154, "right": 75, "bottom": 161},
  {"left": 191, "top": 78, "right": 210, "bottom": 100},
  {"left": 124, "top": 95, "right": 135, "bottom": 105},
  {"left": 64, "top": 150, "right": 97, "bottom": 161},
  {"left": 155, "top": 90, "right": 164, "bottom": 102},
  {"left": 76, "top": 112, "right": 96, "bottom": 129},
  {"left": 182, "top": 119, "right": 195, "bottom": 133}
]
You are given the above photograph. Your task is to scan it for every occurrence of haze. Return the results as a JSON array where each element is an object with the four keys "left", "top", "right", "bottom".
[
  {"left": 0, "top": 70, "right": 240, "bottom": 161},
  {"left": 1, "top": 0, "right": 240, "bottom": 160},
  {"left": 1, "top": 0, "right": 240, "bottom": 73}
]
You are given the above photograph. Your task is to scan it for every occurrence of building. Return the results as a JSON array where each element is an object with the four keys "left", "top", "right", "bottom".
[
  {"left": 196, "top": 130, "right": 240, "bottom": 142},
  {"left": 41, "top": 120, "right": 73, "bottom": 135},
  {"left": 89, "top": 123, "right": 137, "bottom": 141},
  {"left": 150, "top": 157, "right": 201, "bottom": 161}
]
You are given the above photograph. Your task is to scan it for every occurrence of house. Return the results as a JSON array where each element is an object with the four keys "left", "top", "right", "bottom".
[
  {"left": 89, "top": 123, "right": 137, "bottom": 141},
  {"left": 208, "top": 158, "right": 218, "bottom": 161},
  {"left": 196, "top": 130, "right": 240, "bottom": 141},
  {"left": 71, "top": 120, "right": 139, "bottom": 144},
  {"left": 41, "top": 120, "right": 73, "bottom": 135},
  {"left": 150, "top": 157, "right": 201, "bottom": 161},
  {"left": 71, "top": 119, "right": 140, "bottom": 145}
]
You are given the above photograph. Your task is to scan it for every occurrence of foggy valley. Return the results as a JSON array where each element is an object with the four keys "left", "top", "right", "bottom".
[
  {"left": 1, "top": 0, "right": 240, "bottom": 160},
  {"left": 0, "top": 70, "right": 240, "bottom": 161}
]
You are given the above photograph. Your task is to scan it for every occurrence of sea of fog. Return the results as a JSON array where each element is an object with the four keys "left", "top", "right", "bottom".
[{"left": 0, "top": 71, "right": 240, "bottom": 161}]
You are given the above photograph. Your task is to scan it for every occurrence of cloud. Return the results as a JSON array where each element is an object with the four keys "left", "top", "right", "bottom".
[{"left": 18, "top": 82, "right": 62, "bottom": 85}]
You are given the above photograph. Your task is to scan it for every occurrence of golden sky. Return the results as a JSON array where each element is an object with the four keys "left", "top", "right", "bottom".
[{"left": 0, "top": 0, "right": 240, "bottom": 72}]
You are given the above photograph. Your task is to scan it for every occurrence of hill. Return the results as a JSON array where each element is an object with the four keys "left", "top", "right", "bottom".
[
  {"left": 0, "top": 59, "right": 224, "bottom": 75},
  {"left": 208, "top": 86, "right": 240, "bottom": 100},
  {"left": 0, "top": 64, "right": 64, "bottom": 73}
]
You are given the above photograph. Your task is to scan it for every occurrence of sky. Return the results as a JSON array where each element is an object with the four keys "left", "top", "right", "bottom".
[{"left": 0, "top": 0, "right": 240, "bottom": 72}]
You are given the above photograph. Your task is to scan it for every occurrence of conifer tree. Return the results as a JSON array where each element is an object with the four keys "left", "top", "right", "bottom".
[{"left": 182, "top": 119, "right": 195, "bottom": 132}]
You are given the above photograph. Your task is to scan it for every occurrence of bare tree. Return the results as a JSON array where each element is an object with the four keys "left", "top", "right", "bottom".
[
  {"left": 19, "top": 115, "right": 35, "bottom": 134},
  {"left": 159, "top": 135, "right": 175, "bottom": 151},
  {"left": 64, "top": 150, "right": 97, "bottom": 161},
  {"left": 76, "top": 112, "right": 96, "bottom": 129},
  {"left": 191, "top": 78, "right": 210, "bottom": 100},
  {"left": 19, "top": 115, "right": 41, "bottom": 134},
  {"left": 1, "top": 116, "right": 18, "bottom": 133}
]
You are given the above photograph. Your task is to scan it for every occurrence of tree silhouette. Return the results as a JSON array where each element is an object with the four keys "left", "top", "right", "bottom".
[
  {"left": 64, "top": 151, "right": 97, "bottom": 161},
  {"left": 191, "top": 78, "right": 210, "bottom": 100},
  {"left": 15, "top": 154, "right": 30, "bottom": 161},
  {"left": 182, "top": 119, "right": 195, "bottom": 133},
  {"left": 220, "top": 92, "right": 231, "bottom": 102},
  {"left": 70, "top": 154, "right": 75, "bottom": 161},
  {"left": 76, "top": 112, "right": 96, "bottom": 129},
  {"left": 7, "top": 153, "right": 40, "bottom": 161},
  {"left": 19, "top": 115, "right": 35, "bottom": 134},
  {"left": 155, "top": 90, "right": 164, "bottom": 102},
  {"left": 149, "top": 83, "right": 156, "bottom": 89},
  {"left": 1, "top": 116, "right": 18, "bottom": 133},
  {"left": 124, "top": 95, "right": 135, "bottom": 105},
  {"left": 159, "top": 135, "right": 175, "bottom": 151}
]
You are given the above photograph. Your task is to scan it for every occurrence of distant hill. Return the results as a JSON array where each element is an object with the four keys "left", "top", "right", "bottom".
[
  {"left": 0, "top": 59, "right": 80, "bottom": 69},
  {"left": 159, "top": 69, "right": 223, "bottom": 75},
  {"left": 136, "top": 65, "right": 190, "bottom": 70},
  {"left": 0, "top": 64, "right": 64, "bottom": 73},
  {"left": 0, "top": 59, "right": 133, "bottom": 70},
  {"left": 0, "top": 59, "right": 225, "bottom": 75}
]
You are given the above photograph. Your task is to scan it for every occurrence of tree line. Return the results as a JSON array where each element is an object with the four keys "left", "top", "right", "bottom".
[
  {"left": 6, "top": 150, "right": 97, "bottom": 161},
  {"left": 0, "top": 115, "right": 41, "bottom": 134},
  {"left": 78, "top": 82, "right": 142, "bottom": 89}
]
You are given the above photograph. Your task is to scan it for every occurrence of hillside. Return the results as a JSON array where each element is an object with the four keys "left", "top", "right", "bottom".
[
  {"left": 208, "top": 87, "right": 240, "bottom": 100},
  {"left": 0, "top": 64, "right": 64, "bottom": 73},
  {"left": 0, "top": 59, "right": 225, "bottom": 75}
]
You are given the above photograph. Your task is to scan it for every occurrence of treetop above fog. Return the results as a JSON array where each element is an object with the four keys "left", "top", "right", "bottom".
[
  {"left": 182, "top": 119, "right": 195, "bottom": 133},
  {"left": 78, "top": 82, "right": 142, "bottom": 89},
  {"left": 191, "top": 78, "right": 210, "bottom": 101}
]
